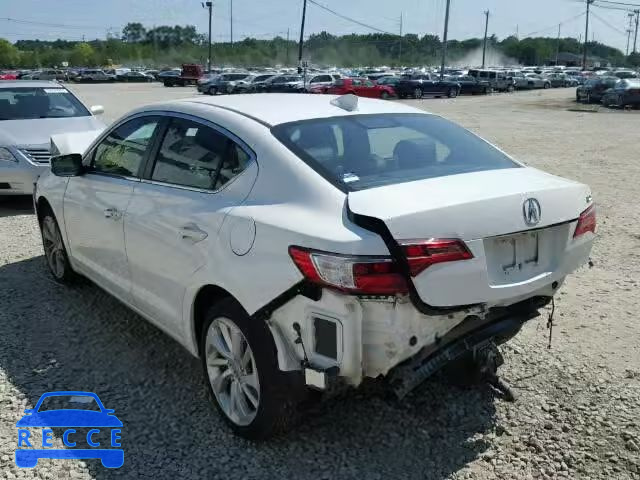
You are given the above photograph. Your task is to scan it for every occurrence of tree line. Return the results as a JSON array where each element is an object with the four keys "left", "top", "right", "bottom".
[{"left": 1, "top": 22, "right": 638, "bottom": 69}]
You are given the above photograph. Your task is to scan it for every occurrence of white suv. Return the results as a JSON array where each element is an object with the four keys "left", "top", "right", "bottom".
[{"left": 35, "top": 94, "right": 595, "bottom": 439}]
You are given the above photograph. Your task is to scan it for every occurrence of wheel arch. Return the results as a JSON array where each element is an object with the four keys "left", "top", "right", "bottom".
[
  {"left": 36, "top": 196, "right": 54, "bottom": 225},
  {"left": 190, "top": 284, "right": 241, "bottom": 356}
]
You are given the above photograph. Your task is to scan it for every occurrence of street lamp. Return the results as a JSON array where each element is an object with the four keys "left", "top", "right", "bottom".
[{"left": 202, "top": 1, "right": 213, "bottom": 72}]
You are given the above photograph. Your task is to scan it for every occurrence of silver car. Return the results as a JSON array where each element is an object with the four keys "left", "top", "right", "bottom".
[{"left": 0, "top": 81, "right": 105, "bottom": 195}]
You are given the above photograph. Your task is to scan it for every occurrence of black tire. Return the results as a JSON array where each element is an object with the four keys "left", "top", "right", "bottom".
[
  {"left": 413, "top": 87, "right": 423, "bottom": 99},
  {"left": 447, "top": 87, "right": 458, "bottom": 98},
  {"left": 543, "top": 82, "right": 550, "bottom": 89},
  {"left": 200, "top": 298, "right": 303, "bottom": 440},
  {"left": 507, "top": 85, "right": 515, "bottom": 93},
  {"left": 380, "top": 90, "right": 390, "bottom": 100},
  {"left": 39, "top": 211, "right": 77, "bottom": 284},
  {"left": 208, "top": 86, "right": 217, "bottom": 96}
]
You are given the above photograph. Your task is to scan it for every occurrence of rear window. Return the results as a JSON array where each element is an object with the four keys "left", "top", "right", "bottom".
[{"left": 272, "top": 114, "right": 519, "bottom": 191}]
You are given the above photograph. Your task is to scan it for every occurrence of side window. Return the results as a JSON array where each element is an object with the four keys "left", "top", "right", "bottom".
[
  {"left": 151, "top": 117, "right": 250, "bottom": 190},
  {"left": 92, "top": 117, "right": 159, "bottom": 177}
]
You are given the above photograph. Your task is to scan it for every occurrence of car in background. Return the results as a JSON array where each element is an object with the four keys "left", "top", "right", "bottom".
[
  {"left": 294, "top": 73, "right": 342, "bottom": 93},
  {"left": 0, "top": 81, "right": 105, "bottom": 195},
  {"left": 34, "top": 93, "right": 595, "bottom": 439},
  {"left": 601, "top": 79, "right": 640, "bottom": 108},
  {"left": 157, "top": 70, "right": 181, "bottom": 82},
  {"left": 547, "top": 73, "right": 572, "bottom": 88},
  {"left": 1, "top": 71, "right": 19, "bottom": 80},
  {"left": 229, "top": 74, "right": 276, "bottom": 93},
  {"left": 162, "top": 64, "right": 203, "bottom": 87},
  {"left": 522, "top": 74, "right": 551, "bottom": 90},
  {"left": 197, "top": 73, "right": 251, "bottom": 95},
  {"left": 375, "top": 76, "right": 401, "bottom": 88},
  {"left": 576, "top": 76, "right": 620, "bottom": 103},
  {"left": 450, "top": 76, "right": 492, "bottom": 95},
  {"left": 326, "top": 77, "right": 396, "bottom": 99},
  {"left": 73, "top": 69, "right": 116, "bottom": 83},
  {"left": 258, "top": 75, "right": 303, "bottom": 93},
  {"left": 613, "top": 70, "right": 638, "bottom": 80},
  {"left": 467, "top": 69, "right": 515, "bottom": 92},
  {"left": 22, "top": 69, "right": 68, "bottom": 82},
  {"left": 394, "top": 74, "right": 461, "bottom": 99},
  {"left": 116, "top": 71, "right": 154, "bottom": 82}
]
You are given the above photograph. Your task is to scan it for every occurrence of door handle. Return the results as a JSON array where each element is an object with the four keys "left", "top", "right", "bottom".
[
  {"left": 179, "top": 224, "right": 208, "bottom": 242},
  {"left": 104, "top": 208, "right": 122, "bottom": 220}
]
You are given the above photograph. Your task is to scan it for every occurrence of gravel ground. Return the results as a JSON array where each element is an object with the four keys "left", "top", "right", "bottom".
[{"left": 1, "top": 85, "right": 639, "bottom": 479}]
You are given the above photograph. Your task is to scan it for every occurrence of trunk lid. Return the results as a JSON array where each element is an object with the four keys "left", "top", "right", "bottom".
[{"left": 348, "top": 167, "right": 593, "bottom": 307}]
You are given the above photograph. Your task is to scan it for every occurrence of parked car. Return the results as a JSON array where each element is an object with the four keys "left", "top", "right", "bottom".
[
  {"left": 522, "top": 74, "right": 551, "bottom": 90},
  {"left": 34, "top": 93, "right": 595, "bottom": 439},
  {"left": 296, "top": 73, "right": 342, "bottom": 93},
  {"left": 24, "top": 69, "right": 68, "bottom": 82},
  {"left": 612, "top": 70, "right": 638, "bottom": 80},
  {"left": 450, "top": 76, "right": 492, "bottom": 95},
  {"left": 601, "top": 79, "right": 640, "bottom": 108},
  {"left": 326, "top": 77, "right": 396, "bottom": 98},
  {"left": 467, "top": 69, "right": 515, "bottom": 92},
  {"left": 197, "top": 73, "right": 251, "bottom": 95},
  {"left": 547, "top": 73, "right": 572, "bottom": 88},
  {"left": 258, "top": 75, "right": 303, "bottom": 93},
  {"left": 157, "top": 70, "right": 181, "bottom": 82},
  {"left": 0, "top": 81, "right": 105, "bottom": 195},
  {"left": 73, "top": 69, "right": 116, "bottom": 83},
  {"left": 576, "top": 76, "right": 620, "bottom": 103},
  {"left": 225, "top": 74, "right": 275, "bottom": 93},
  {"left": 117, "top": 71, "right": 154, "bottom": 82},
  {"left": 0, "top": 71, "right": 19, "bottom": 80},
  {"left": 375, "top": 76, "right": 401, "bottom": 87},
  {"left": 162, "top": 64, "right": 203, "bottom": 87},
  {"left": 394, "top": 74, "right": 460, "bottom": 99}
]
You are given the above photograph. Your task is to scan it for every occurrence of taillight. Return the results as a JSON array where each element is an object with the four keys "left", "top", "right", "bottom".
[
  {"left": 288, "top": 246, "right": 408, "bottom": 295},
  {"left": 400, "top": 239, "right": 473, "bottom": 277},
  {"left": 574, "top": 204, "right": 596, "bottom": 238}
]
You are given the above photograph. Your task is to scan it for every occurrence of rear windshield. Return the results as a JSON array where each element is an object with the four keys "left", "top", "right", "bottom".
[{"left": 272, "top": 113, "right": 519, "bottom": 191}]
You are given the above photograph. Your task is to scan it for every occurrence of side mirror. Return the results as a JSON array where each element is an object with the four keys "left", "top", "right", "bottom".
[
  {"left": 90, "top": 105, "right": 104, "bottom": 115},
  {"left": 51, "top": 154, "right": 85, "bottom": 177}
]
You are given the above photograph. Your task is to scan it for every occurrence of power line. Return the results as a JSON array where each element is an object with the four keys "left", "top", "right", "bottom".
[
  {"left": 306, "top": 0, "right": 395, "bottom": 35},
  {"left": 591, "top": 10, "right": 628, "bottom": 34},
  {"left": 522, "top": 12, "right": 585, "bottom": 37},
  {"left": 595, "top": 0, "right": 640, "bottom": 7},
  {"left": 0, "top": 17, "right": 107, "bottom": 30}
]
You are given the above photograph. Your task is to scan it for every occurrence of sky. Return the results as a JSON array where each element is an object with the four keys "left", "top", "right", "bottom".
[{"left": 1, "top": 0, "right": 637, "bottom": 53}]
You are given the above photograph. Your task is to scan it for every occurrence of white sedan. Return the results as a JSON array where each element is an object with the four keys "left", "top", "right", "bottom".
[{"left": 34, "top": 94, "right": 596, "bottom": 439}]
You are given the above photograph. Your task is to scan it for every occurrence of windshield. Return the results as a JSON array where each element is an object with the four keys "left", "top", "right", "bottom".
[
  {"left": 38, "top": 395, "right": 101, "bottom": 412},
  {"left": 272, "top": 114, "right": 519, "bottom": 191},
  {"left": 0, "top": 87, "right": 90, "bottom": 120}
]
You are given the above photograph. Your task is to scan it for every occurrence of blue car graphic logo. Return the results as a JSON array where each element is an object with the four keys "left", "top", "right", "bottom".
[{"left": 15, "top": 391, "right": 123, "bottom": 468}]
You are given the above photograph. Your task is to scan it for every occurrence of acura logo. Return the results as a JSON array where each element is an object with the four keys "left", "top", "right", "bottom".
[{"left": 523, "top": 198, "right": 542, "bottom": 226}]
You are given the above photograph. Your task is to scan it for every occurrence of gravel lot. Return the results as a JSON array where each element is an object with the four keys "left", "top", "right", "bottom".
[{"left": 1, "top": 84, "right": 639, "bottom": 479}]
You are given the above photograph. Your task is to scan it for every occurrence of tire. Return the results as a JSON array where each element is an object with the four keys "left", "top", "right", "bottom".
[
  {"left": 586, "top": 93, "right": 592, "bottom": 104},
  {"left": 200, "top": 298, "right": 303, "bottom": 439},
  {"left": 543, "top": 82, "right": 550, "bottom": 89},
  {"left": 380, "top": 90, "right": 390, "bottom": 100},
  {"left": 208, "top": 86, "right": 217, "bottom": 96},
  {"left": 447, "top": 87, "right": 458, "bottom": 98},
  {"left": 413, "top": 87, "right": 423, "bottom": 99},
  {"left": 40, "top": 212, "right": 77, "bottom": 284},
  {"left": 507, "top": 85, "right": 515, "bottom": 93}
]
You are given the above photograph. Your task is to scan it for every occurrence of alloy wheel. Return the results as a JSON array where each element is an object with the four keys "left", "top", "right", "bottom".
[
  {"left": 42, "top": 217, "right": 66, "bottom": 279},
  {"left": 413, "top": 87, "right": 423, "bottom": 99},
  {"left": 205, "top": 317, "right": 260, "bottom": 426}
]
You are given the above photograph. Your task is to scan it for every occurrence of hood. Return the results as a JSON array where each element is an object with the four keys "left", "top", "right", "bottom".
[{"left": 0, "top": 116, "right": 105, "bottom": 147}]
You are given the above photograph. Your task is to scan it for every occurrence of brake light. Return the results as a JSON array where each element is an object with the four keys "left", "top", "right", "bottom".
[
  {"left": 400, "top": 239, "right": 473, "bottom": 276},
  {"left": 288, "top": 246, "right": 408, "bottom": 295},
  {"left": 574, "top": 204, "right": 596, "bottom": 238}
]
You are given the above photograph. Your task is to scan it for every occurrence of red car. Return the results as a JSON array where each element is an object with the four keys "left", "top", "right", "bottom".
[
  {"left": 0, "top": 71, "right": 18, "bottom": 80},
  {"left": 326, "top": 77, "right": 395, "bottom": 99}
]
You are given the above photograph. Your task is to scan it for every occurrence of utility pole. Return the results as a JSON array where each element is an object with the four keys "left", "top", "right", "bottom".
[
  {"left": 556, "top": 23, "right": 561, "bottom": 66},
  {"left": 230, "top": 0, "right": 233, "bottom": 46},
  {"left": 482, "top": 10, "right": 490, "bottom": 69},
  {"left": 582, "top": 0, "right": 593, "bottom": 70},
  {"left": 627, "top": 13, "right": 634, "bottom": 56},
  {"left": 286, "top": 28, "right": 290, "bottom": 66},
  {"left": 202, "top": 2, "right": 213, "bottom": 72},
  {"left": 440, "top": 0, "right": 451, "bottom": 81},
  {"left": 634, "top": 9, "right": 639, "bottom": 54},
  {"left": 399, "top": 13, "right": 403, "bottom": 65},
  {"left": 297, "top": 0, "right": 308, "bottom": 74},
  {"left": 516, "top": 24, "right": 519, "bottom": 40}
]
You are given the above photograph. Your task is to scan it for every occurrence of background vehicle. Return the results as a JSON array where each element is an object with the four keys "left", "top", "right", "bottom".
[
  {"left": 450, "top": 76, "right": 492, "bottom": 95},
  {"left": 325, "top": 77, "right": 396, "bottom": 98},
  {"left": 612, "top": 70, "right": 639, "bottom": 80},
  {"left": 117, "top": 71, "right": 154, "bottom": 82},
  {"left": 157, "top": 70, "right": 181, "bottom": 82},
  {"left": 295, "top": 73, "right": 342, "bottom": 93},
  {"left": 375, "top": 76, "right": 401, "bottom": 88},
  {"left": 576, "top": 76, "right": 619, "bottom": 103},
  {"left": 547, "top": 73, "right": 571, "bottom": 88},
  {"left": 34, "top": 94, "right": 595, "bottom": 439},
  {"left": 0, "top": 71, "right": 19, "bottom": 80},
  {"left": 73, "top": 69, "right": 115, "bottom": 83},
  {"left": 523, "top": 73, "right": 551, "bottom": 89},
  {"left": 468, "top": 69, "right": 515, "bottom": 92},
  {"left": 601, "top": 79, "right": 640, "bottom": 108},
  {"left": 0, "top": 81, "right": 105, "bottom": 195},
  {"left": 258, "top": 75, "right": 303, "bottom": 93},
  {"left": 197, "top": 73, "right": 250, "bottom": 95},
  {"left": 24, "top": 69, "right": 68, "bottom": 81},
  {"left": 162, "top": 64, "right": 203, "bottom": 87},
  {"left": 394, "top": 73, "right": 460, "bottom": 99},
  {"left": 229, "top": 74, "right": 276, "bottom": 93}
]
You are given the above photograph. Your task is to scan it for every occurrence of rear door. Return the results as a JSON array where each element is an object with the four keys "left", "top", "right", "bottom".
[
  {"left": 63, "top": 115, "right": 162, "bottom": 302},
  {"left": 125, "top": 114, "right": 258, "bottom": 332}
]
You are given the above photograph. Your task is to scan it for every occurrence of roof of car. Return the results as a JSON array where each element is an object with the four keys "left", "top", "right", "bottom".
[
  {"left": 0, "top": 80, "right": 65, "bottom": 88},
  {"left": 166, "top": 93, "right": 427, "bottom": 126}
]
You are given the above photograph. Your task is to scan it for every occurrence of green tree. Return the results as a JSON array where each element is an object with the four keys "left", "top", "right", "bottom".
[
  {"left": 69, "top": 42, "right": 95, "bottom": 66},
  {"left": 0, "top": 38, "right": 19, "bottom": 67}
]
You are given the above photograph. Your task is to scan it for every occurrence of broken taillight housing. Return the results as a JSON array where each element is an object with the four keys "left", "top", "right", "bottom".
[
  {"left": 288, "top": 246, "right": 408, "bottom": 295},
  {"left": 289, "top": 238, "right": 473, "bottom": 295},
  {"left": 573, "top": 204, "right": 596, "bottom": 238},
  {"left": 400, "top": 239, "right": 474, "bottom": 277}
]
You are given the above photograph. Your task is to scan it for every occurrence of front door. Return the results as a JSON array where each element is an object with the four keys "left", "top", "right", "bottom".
[{"left": 63, "top": 115, "right": 161, "bottom": 303}]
